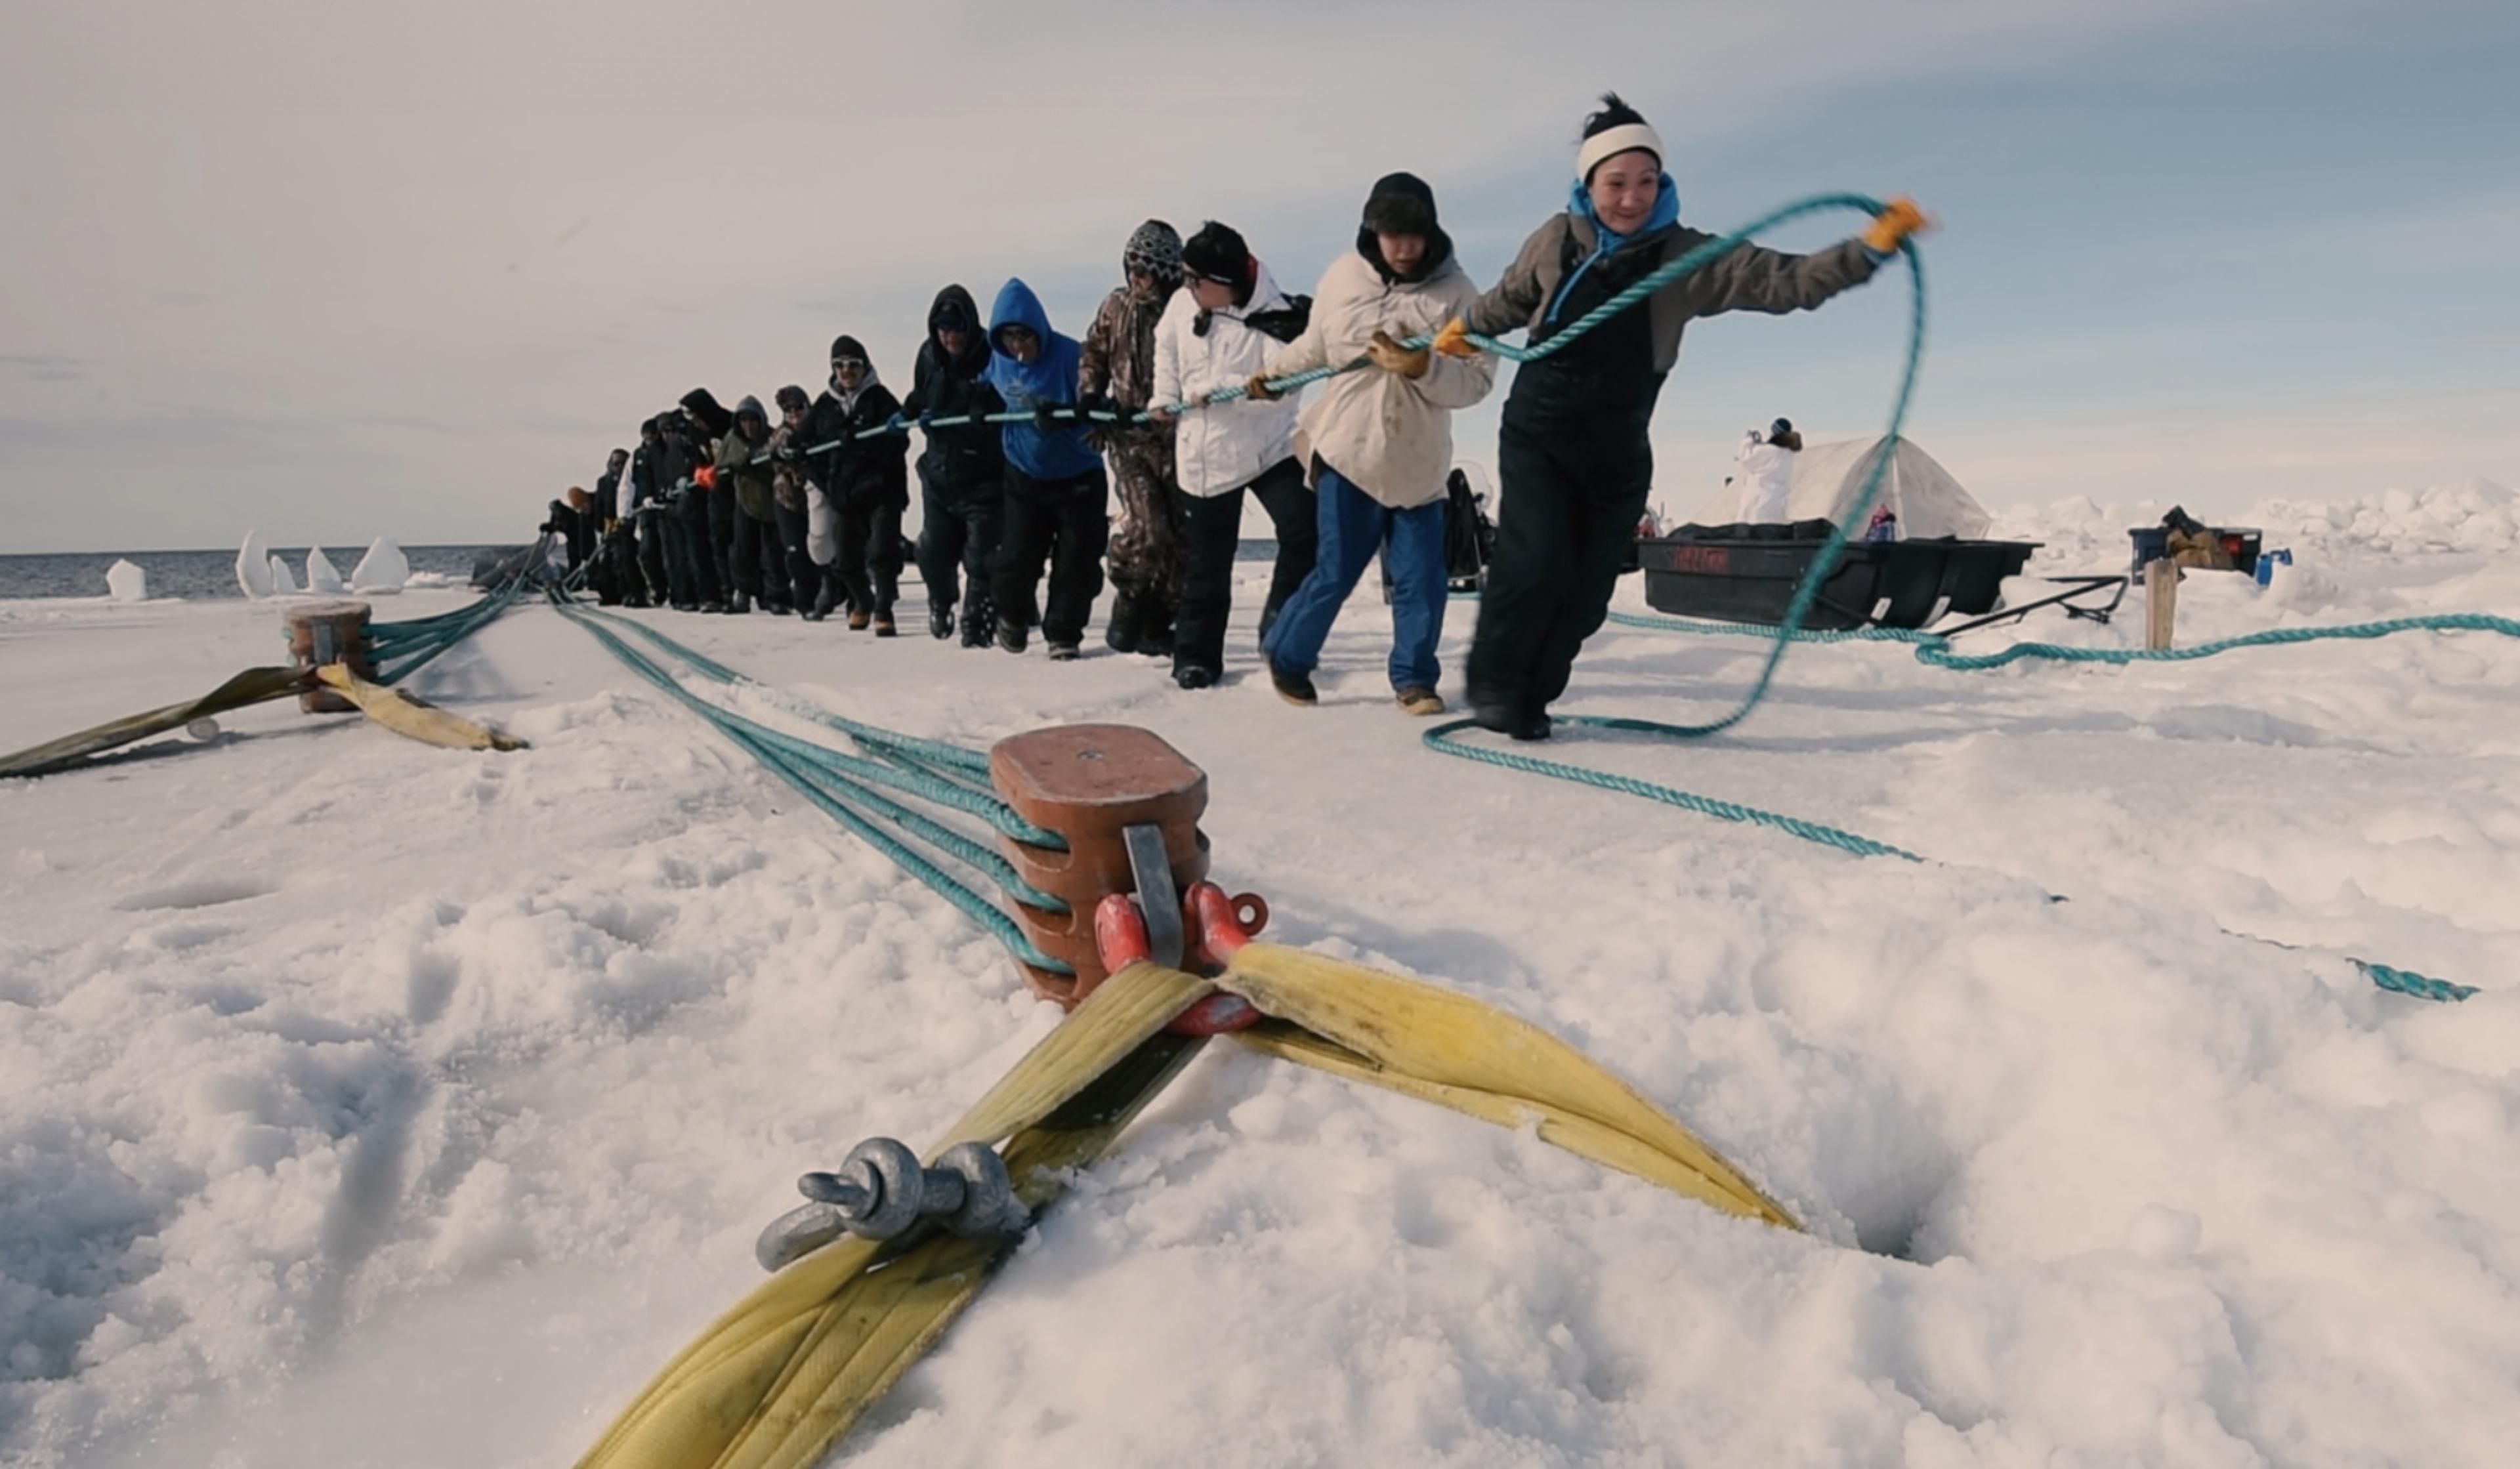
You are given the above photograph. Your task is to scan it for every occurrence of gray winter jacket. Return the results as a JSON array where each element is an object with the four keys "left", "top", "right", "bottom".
[{"left": 1463, "top": 214, "right": 1883, "bottom": 374}]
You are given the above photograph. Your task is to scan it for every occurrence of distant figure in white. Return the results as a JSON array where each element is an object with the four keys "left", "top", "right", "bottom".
[{"left": 1734, "top": 417, "right": 1803, "bottom": 523}]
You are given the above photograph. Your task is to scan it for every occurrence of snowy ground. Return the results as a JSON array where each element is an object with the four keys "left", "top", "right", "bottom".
[{"left": 5, "top": 487, "right": 2517, "bottom": 1468}]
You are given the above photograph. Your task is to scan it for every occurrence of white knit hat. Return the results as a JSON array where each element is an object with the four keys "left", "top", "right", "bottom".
[{"left": 1577, "top": 121, "right": 1664, "bottom": 183}]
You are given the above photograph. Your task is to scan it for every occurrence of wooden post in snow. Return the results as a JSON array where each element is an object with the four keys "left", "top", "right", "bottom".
[{"left": 2145, "top": 559, "right": 2178, "bottom": 652}]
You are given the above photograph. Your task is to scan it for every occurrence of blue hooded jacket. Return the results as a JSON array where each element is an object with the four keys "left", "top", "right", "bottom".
[
  {"left": 984, "top": 278, "right": 1103, "bottom": 482},
  {"left": 1546, "top": 173, "right": 1683, "bottom": 324}
]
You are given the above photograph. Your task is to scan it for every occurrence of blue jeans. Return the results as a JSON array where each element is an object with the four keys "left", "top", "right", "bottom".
[{"left": 1262, "top": 464, "right": 1448, "bottom": 690}]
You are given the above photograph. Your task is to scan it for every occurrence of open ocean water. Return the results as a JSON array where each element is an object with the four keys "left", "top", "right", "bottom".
[{"left": 0, "top": 547, "right": 499, "bottom": 601}]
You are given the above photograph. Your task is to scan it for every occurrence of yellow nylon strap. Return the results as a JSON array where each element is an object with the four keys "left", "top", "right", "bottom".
[
  {"left": 576, "top": 963, "right": 1211, "bottom": 1469},
  {"left": 577, "top": 951, "right": 1794, "bottom": 1469},
  {"left": 1217, "top": 943, "right": 1798, "bottom": 1230},
  {"left": 315, "top": 663, "right": 528, "bottom": 751}
]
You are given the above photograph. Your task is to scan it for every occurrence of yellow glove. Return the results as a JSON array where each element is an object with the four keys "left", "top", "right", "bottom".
[
  {"left": 1863, "top": 197, "right": 1930, "bottom": 254},
  {"left": 1431, "top": 318, "right": 1479, "bottom": 360},
  {"left": 1366, "top": 330, "right": 1430, "bottom": 379},
  {"left": 1245, "top": 373, "right": 1281, "bottom": 403}
]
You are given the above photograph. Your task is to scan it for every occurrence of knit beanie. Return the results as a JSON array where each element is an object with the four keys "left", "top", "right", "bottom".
[
  {"left": 1122, "top": 219, "right": 1183, "bottom": 286},
  {"left": 1361, "top": 173, "right": 1439, "bottom": 237},
  {"left": 1180, "top": 220, "right": 1253, "bottom": 287},
  {"left": 1576, "top": 93, "right": 1664, "bottom": 183}
]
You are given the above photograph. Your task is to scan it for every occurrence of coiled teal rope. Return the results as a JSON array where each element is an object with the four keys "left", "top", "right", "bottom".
[
  {"left": 553, "top": 600, "right": 1073, "bottom": 976},
  {"left": 1414, "top": 197, "right": 2475, "bottom": 1004}
]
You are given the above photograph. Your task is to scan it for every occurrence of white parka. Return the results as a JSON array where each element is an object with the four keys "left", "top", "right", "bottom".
[
  {"left": 1734, "top": 430, "right": 1796, "bottom": 523},
  {"left": 1263, "top": 249, "right": 1494, "bottom": 510},
  {"left": 1150, "top": 262, "right": 1304, "bottom": 497}
]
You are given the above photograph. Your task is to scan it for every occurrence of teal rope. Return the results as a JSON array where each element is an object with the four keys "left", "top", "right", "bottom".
[
  {"left": 1416, "top": 197, "right": 2473, "bottom": 1004},
  {"left": 1606, "top": 608, "right": 2520, "bottom": 672},
  {"left": 553, "top": 600, "right": 1073, "bottom": 975},
  {"left": 1426, "top": 723, "right": 2475, "bottom": 1003},
  {"left": 576, "top": 606, "right": 1005, "bottom": 786},
  {"left": 1423, "top": 719, "right": 1917, "bottom": 860},
  {"left": 369, "top": 575, "right": 532, "bottom": 686},
  {"left": 754, "top": 194, "right": 1911, "bottom": 462}
]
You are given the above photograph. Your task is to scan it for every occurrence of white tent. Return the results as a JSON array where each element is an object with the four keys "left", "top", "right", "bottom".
[{"left": 1698, "top": 435, "right": 1992, "bottom": 540}]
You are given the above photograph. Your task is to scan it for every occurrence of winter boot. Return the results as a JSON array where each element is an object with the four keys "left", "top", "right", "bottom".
[
  {"left": 1137, "top": 598, "right": 1177, "bottom": 659},
  {"left": 997, "top": 619, "right": 1029, "bottom": 654},
  {"left": 1174, "top": 663, "right": 1218, "bottom": 691},
  {"left": 929, "top": 604, "right": 956, "bottom": 640},
  {"left": 1103, "top": 592, "right": 1142, "bottom": 655},
  {"left": 1047, "top": 641, "right": 1082, "bottom": 662},
  {"left": 812, "top": 579, "right": 839, "bottom": 621},
  {"left": 847, "top": 608, "right": 872, "bottom": 631},
  {"left": 728, "top": 592, "right": 752, "bottom": 615},
  {"left": 873, "top": 611, "right": 898, "bottom": 638},
  {"left": 1469, "top": 698, "right": 1550, "bottom": 741},
  {"left": 1269, "top": 660, "right": 1318, "bottom": 707},
  {"left": 961, "top": 602, "right": 996, "bottom": 650}
]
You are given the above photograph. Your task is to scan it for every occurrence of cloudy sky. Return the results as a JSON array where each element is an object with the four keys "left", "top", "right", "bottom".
[{"left": 3, "top": 0, "right": 2513, "bottom": 551}]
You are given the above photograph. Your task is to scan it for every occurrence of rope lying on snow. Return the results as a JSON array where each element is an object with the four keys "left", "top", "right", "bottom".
[
  {"left": 1605, "top": 607, "right": 2520, "bottom": 672},
  {"left": 1423, "top": 724, "right": 2479, "bottom": 1004},
  {"left": 551, "top": 598, "right": 1077, "bottom": 976}
]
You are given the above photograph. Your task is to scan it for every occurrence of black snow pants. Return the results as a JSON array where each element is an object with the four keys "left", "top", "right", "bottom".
[
  {"left": 1465, "top": 410, "right": 1654, "bottom": 716},
  {"left": 916, "top": 472, "right": 1005, "bottom": 630},
  {"left": 992, "top": 468, "right": 1108, "bottom": 647},
  {"left": 1173, "top": 456, "right": 1315, "bottom": 678}
]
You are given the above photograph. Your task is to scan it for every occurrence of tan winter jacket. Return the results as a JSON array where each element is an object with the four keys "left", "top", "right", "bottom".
[{"left": 1263, "top": 249, "right": 1494, "bottom": 510}]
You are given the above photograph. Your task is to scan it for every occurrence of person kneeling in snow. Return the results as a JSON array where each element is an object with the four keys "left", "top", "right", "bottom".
[
  {"left": 1149, "top": 220, "right": 1318, "bottom": 691},
  {"left": 1446, "top": 93, "right": 1926, "bottom": 741},
  {"left": 1251, "top": 173, "right": 1496, "bottom": 716},
  {"left": 984, "top": 278, "right": 1108, "bottom": 661}
]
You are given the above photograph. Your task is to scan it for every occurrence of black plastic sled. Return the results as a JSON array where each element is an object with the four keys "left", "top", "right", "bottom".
[{"left": 1639, "top": 521, "right": 2041, "bottom": 631}]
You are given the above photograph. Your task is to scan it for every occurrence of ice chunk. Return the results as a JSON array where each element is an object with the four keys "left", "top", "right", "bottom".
[
  {"left": 236, "top": 531, "right": 274, "bottom": 598},
  {"left": 269, "top": 554, "right": 301, "bottom": 594},
  {"left": 306, "top": 548, "right": 346, "bottom": 594},
  {"left": 350, "top": 537, "right": 410, "bottom": 592},
  {"left": 105, "top": 558, "right": 148, "bottom": 602}
]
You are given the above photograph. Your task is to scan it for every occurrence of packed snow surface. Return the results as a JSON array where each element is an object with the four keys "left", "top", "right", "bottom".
[{"left": 3, "top": 484, "right": 2516, "bottom": 1468}]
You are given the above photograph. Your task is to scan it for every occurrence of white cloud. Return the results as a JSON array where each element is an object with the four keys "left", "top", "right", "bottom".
[{"left": 0, "top": 0, "right": 2338, "bottom": 548}]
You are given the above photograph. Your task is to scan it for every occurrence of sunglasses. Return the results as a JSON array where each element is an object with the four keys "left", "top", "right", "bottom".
[{"left": 831, "top": 358, "right": 868, "bottom": 372}]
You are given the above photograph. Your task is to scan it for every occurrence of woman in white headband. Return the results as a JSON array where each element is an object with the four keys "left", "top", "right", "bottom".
[{"left": 1442, "top": 93, "right": 1928, "bottom": 741}]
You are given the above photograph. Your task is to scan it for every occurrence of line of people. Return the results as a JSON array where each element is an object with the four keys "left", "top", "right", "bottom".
[{"left": 551, "top": 93, "right": 1925, "bottom": 731}]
